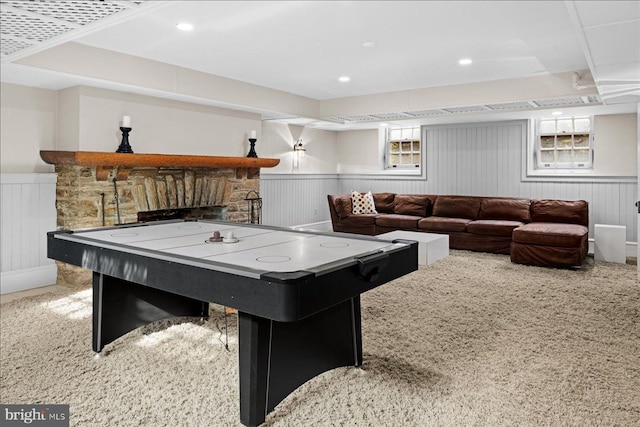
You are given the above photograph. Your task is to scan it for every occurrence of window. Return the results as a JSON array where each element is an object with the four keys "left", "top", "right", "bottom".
[
  {"left": 386, "top": 127, "right": 421, "bottom": 169},
  {"left": 536, "top": 117, "right": 593, "bottom": 169}
]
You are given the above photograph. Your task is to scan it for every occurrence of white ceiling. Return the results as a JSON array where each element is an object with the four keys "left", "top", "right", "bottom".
[{"left": 1, "top": 0, "right": 638, "bottom": 127}]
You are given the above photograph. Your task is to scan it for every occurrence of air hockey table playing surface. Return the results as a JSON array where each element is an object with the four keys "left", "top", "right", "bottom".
[
  {"left": 47, "top": 220, "right": 418, "bottom": 426},
  {"left": 53, "top": 219, "right": 403, "bottom": 276}
]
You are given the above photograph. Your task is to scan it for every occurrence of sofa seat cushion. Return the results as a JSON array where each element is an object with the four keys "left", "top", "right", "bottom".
[
  {"left": 375, "top": 214, "right": 421, "bottom": 230},
  {"left": 339, "top": 213, "right": 379, "bottom": 227},
  {"left": 467, "top": 219, "right": 524, "bottom": 237},
  {"left": 512, "top": 222, "right": 588, "bottom": 248},
  {"left": 418, "top": 216, "right": 472, "bottom": 232}
]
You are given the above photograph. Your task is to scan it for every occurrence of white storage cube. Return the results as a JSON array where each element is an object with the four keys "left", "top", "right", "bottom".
[
  {"left": 377, "top": 231, "right": 449, "bottom": 266},
  {"left": 594, "top": 224, "right": 626, "bottom": 264}
]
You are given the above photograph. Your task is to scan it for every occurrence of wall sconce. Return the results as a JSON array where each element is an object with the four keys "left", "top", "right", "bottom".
[{"left": 293, "top": 139, "right": 306, "bottom": 158}]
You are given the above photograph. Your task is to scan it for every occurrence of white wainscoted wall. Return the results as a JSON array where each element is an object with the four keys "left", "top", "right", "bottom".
[
  {"left": 0, "top": 173, "right": 57, "bottom": 294},
  {"left": 260, "top": 174, "right": 339, "bottom": 227}
]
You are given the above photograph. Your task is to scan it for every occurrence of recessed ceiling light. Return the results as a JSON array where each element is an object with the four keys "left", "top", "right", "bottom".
[
  {"left": 552, "top": 111, "right": 563, "bottom": 116},
  {"left": 176, "top": 22, "right": 194, "bottom": 31},
  {"left": 362, "top": 41, "right": 376, "bottom": 48},
  {"left": 338, "top": 76, "right": 351, "bottom": 83},
  {"left": 380, "top": 123, "right": 388, "bottom": 127},
  {"left": 458, "top": 58, "right": 472, "bottom": 65}
]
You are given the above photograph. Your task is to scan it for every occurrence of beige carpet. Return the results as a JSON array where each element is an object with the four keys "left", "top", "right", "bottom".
[{"left": 1, "top": 251, "right": 638, "bottom": 426}]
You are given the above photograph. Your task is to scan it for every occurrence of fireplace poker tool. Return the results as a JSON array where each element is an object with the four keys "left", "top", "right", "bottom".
[
  {"left": 100, "top": 192, "right": 105, "bottom": 226},
  {"left": 244, "top": 190, "right": 262, "bottom": 224},
  {"left": 113, "top": 178, "right": 122, "bottom": 225}
]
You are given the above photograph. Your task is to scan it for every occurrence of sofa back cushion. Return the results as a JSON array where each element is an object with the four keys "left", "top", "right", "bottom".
[
  {"left": 432, "top": 196, "right": 481, "bottom": 219},
  {"left": 479, "top": 198, "right": 531, "bottom": 222},
  {"left": 373, "top": 193, "right": 395, "bottom": 214},
  {"left": 333, "top": 195, "right": 352, "bottom": 219},
  {"left": 530, "top": 199, "right": 589, "bottom": 226},
  {"left": 394, "top": 195, "right": 431, "bottom": 217}
]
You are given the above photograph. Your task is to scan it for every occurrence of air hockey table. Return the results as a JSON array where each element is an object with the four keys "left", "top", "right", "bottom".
[{"left": 47, "top": 220, "right": 418, "bottom": 426}]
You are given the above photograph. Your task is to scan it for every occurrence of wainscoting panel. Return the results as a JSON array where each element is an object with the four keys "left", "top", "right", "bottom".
[
  {"left": 1, "top": 173, "right": 57, "bottom": 294},
  {"left": 260, "top": 174, "right": 339, "bottom": 227},
  {"left": 340, "top": 121, "right": 638, "bottom": 244}
]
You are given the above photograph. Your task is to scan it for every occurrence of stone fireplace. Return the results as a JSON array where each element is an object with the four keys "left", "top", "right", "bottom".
[
  {"left": 55, "top": 165, "right": 250, "bottom": 229},
  {"left": 40, "top": 151, "right": 279, "bottom": 288}
]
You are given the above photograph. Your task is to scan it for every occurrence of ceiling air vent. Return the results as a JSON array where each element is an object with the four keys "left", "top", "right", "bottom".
[
  {"left": 486, "top": 101, "right": 536, "bottom": 111},
  {"left": 0, "top": 8, "right": 76, "bottom": 43},
  {"left": 532, "top": 97, "right": 587, "bottom": 107},
  {"left": 442, "top": 105, "right": 489, "bottom": 113},
  {"left": 0, "top": 0, "right": 151, "bottom": 59},
  {"left": 4, "top": 0, "right": 129, "bottom": 25},
  {"left": 369, "top": 112, "right": 412, "bottom": 120},
  {"left": 403, "top": 109, "right": 448, "bottom": 117},
  {"left": 0, "top": 37, "right": 32, "bottom": 56},
  {"left": 326, "top": 115, "right": 379, "bottom": 123}
]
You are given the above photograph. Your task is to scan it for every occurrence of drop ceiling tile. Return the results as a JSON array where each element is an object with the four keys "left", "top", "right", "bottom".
[
  {"left": 575, "top": 1, "right": 640, "bottom": 27},
  {"left": 584, "top": 20, "right": 640, "bottom": 66},
  {"left": 594, "top": 62, "right": 640, "bottom": 82}
]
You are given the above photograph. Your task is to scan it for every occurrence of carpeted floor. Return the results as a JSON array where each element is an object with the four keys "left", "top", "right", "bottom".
[{"left": 1, "top": 251, "right": 638, "bottom": 426}]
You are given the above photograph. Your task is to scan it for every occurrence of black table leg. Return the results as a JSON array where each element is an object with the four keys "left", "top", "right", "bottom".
[
  {"left": 238, "top": 297, "right": 362, "bottom": 426},
  {"left": 92, "top": 272, "right": 209, "bottom": 353}
]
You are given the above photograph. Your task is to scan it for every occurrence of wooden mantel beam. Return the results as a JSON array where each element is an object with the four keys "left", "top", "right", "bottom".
[
  {"left": 40, "top": 151, "right": 280, "bottom": 169},
  {"left": 40, "top": 150, "right": 280, "bottom": 180}
]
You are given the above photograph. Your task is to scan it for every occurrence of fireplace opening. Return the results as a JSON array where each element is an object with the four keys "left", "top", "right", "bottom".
[{"left": 137, "top": 206, "right": 227, "bottom": 223}]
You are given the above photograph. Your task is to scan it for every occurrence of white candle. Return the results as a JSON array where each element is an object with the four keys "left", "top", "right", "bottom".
[
  {"left": 250, "top": 130, "right": 256, "bottom": 139},
  {"left": 122, "top": 115, "right": 131, "bottom": 128}
]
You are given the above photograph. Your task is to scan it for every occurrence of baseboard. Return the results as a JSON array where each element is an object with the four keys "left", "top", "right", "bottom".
[
  {"left": 624, "top": 241, "right": 636, "bottom": 258},
  {"left": 290, "top": 220, "right": 333, "bottom": 232},
  {"left": 0, "top": 264, "right": 57, "bottom": 295},
  {"left": 587, "top": 239, "right": 637, "bottom": 258}
]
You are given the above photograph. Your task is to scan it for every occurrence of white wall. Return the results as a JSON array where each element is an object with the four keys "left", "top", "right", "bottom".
[
  {"left": 593, "top": 114, "right": 637, "bottom": 177},
  {"left": 0, "top": 83, "right": 57, "bottom": 173},
  {"left": 336, "top": 129, "right": 379, "bottom": 174},
  {"left": 65, "top": 86, "right": 262, "bottom": 156},
  {"left": 261, "top": 122, "right": 338, "bottom": 174},
  {"left": 336, "top": 114, "right": 638, "bottom": 180},
  {"left": 19, "top": 42, "right": 321, "bottom": 120},
  {"left": 2, "top": 83, "right": 267, "bottom": 172},
  {"left": 259, "top": 122, "right": 339, "bottom": 227}
]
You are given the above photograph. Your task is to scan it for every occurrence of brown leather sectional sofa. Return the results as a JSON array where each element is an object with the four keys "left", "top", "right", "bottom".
[{"left": 328, "top": 193, "right": 589, "bottom": 268}]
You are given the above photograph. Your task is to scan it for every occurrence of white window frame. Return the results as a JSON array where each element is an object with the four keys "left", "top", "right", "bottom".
[
  {"left": 535, "top": 116, "right": 593, "bottom": 170},
  {"left": 385, "top": 126, "right": 422, "bottom": 170}
]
